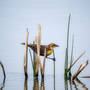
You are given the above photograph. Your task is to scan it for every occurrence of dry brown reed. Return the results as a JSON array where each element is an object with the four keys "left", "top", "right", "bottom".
[
  {"left": 72, "top": 60, "right": 88, "bottom": 80},
  {"left": 0, "top": 61, "right": 6, "bottom": 78},
  {"left": 24, "top": 29, "right": 29, "bottom": 77},
  {"left": 42, "top": 48, "right": 46, "bottom": 76},
  {"left": 68, "top": 51, "right": 86, "bottom": 72},
  {"left": 81, "top": 76, "right": 90, "bottom": 78}
]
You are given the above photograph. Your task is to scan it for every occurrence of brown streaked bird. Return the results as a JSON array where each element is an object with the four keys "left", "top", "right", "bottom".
[{"left": 21, "top": 43, "right": 59, "bottom": 57}]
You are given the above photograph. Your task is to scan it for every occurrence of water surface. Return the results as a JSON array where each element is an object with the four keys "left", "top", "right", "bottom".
[{"left": 0, "top": 73, "right": 90, "bottom": 90}]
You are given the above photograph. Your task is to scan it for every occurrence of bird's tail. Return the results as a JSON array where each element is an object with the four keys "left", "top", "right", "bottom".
[
  {"left": 21, "top": 42, "right": 30, "bottom": 47},
  {"left": 21, "top": 42, "right": 25, "bottom": 45}
]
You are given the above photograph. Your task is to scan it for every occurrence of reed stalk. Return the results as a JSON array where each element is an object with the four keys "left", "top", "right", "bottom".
[
  {"left": 37, "top": 24, "right": 42, "bottom": 74},
  {"left": 24, "top": 29, "right": 29, "bottom": 78},
  {"left": 0, "top": 61, "right": 6, "bottom": 79},
  {"left": 68, "top": 51, "right": 86, "bottom": 72},
  {"left": 72, "top": 60, "right": 88, "bottom": 80},
  {"left": 81, "top": 76, "right": 90, "bottom": 78},
  {"left": 0, "top": 61, "right": 6, "bottom": 84},
  {"left": 66, "top": 14, "right": 71, "bottom": 68},
  {"left": 32, "top": 41, "right": 36, "bottom": 77},
  {"left": 64, "top": 48, "right": 68, "bottom": 79},
  {"left": 36, "top": 38, "right": 40, "bottom": 74},
  {"left": 69, "top": 35, "right": 74, "bottom": 79},
  {"left": 33, "top": 24, "right": 42, "bottom": 78},
  {"left": 34, "top": 36, "right": 39, "bottom": 76},
  {"left": 38, "top": 24, "right": 41, "bottom": 44},
  {"left": 29, "top": 49, "right": 33, "bottom": 70},
  {"left": 29, "top": 41, "right": 36, "bottom": 78},
  {"left": 69, "top": 35, "right": 74, "bottom": 71},
  {"left": 64, "top": 14, "right": 71, "bottom": 79},
  {"left": 42, "top": 48, "right": 46, "bottom": 78}
]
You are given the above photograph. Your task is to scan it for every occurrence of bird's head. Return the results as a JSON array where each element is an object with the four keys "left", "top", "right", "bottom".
[{"left": 49, "top": 43, "right": 59, "bottom": 49}]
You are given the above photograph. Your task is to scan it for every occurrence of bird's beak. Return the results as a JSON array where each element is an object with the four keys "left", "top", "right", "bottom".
[{"left": 55, "top": 44, "right": 59, "bottom": 47}]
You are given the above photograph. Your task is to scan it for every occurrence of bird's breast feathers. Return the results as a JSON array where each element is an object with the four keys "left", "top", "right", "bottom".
[{"left": 47, "top": 49, "right": 53, "bottom": 55}]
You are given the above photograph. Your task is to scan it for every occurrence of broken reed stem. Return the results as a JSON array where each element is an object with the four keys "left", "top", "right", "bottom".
[
  {"left": 81, "top": 76, "right": 90, "bottom": 78},
  {"left": 42, "top": 48, "right": 46, "bottom": 77},
  {"left": 24, "top": 29, "right": 29, "bottom": 77},
  {"left": 67, "top": 51, "right": 86, "bottom": 72},
  {"left": 0, "top": 61, "right": 6, "bottom": 81},
  {"left": 72, "top": 60, "right": 88, "bottom": 80},
  {"left": 71, "top": 51, "right": 86, "bottom": 67}
]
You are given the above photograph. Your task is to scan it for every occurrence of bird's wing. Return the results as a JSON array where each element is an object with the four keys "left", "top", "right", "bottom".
[
  {"left": 40, "top": 45, "right": 51, "bottom": 56},
  {"left": 29, "top": 44, "right": 37, "bottom": 53}
]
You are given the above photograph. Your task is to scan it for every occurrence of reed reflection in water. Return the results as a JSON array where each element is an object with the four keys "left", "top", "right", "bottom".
[
  {"left": 24, "top": 76, "right": 56, "bottom": 90},
  {"left": 64, "top": 77, "right": 88, "bottom": 90},
  {"left": 0, "top": 73, "right": 90, "bottom": 90}
]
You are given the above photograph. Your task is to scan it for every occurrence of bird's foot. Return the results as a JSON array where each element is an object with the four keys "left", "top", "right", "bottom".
[{"left": 46, "top": 57, "right": 56, "bottom": 61}]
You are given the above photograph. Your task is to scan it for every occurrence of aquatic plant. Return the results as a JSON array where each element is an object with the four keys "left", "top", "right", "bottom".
[
  {"left": 24, "top": 29, "right": 29, "bottom": 78},
  {"left": 64, "top": 14, "right": 89, "bottom": 90},
  {"left": 64, "top": 14, "right": 71, "bottom": 80}
]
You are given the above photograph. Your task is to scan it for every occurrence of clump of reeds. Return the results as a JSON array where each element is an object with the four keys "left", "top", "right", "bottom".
[
  {"left": 28, "top": 24, "right": 47, "bottom": 79},
  {"left": 64, "top": 14, "right": 88, "bottom": 80},
  {"left": 23, "top": 24, "right": 56, "bottom": 80},
  {"left": 64, "top": 14, "right": 89, "bottom": 90}
]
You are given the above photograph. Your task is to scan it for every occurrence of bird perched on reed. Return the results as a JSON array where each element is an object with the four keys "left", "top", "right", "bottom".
[{"left": 21, "top": 43, "right": 59, "bottom": 60}]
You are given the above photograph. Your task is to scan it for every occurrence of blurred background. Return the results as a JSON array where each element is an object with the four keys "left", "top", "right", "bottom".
[{"left": 0, "top": 0, "right": 90, "bottom": 77}]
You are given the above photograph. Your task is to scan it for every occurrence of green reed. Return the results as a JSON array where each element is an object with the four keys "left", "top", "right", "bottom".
[{"left": 64, "top": 14, "right": 71, "bottom": 80}]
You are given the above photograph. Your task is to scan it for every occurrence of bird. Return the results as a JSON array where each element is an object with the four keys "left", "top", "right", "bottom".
[{"left": 21, "top": 43, "right": 59, "bottom": 59}]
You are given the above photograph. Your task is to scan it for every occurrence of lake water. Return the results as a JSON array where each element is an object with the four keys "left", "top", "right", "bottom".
[{"left": 0, "top": 72, "right": 90, "bottom": 90}]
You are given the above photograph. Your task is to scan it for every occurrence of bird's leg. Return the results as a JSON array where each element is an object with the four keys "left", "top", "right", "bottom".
[
  {"left": 46, "top": 56, "right": 55, "bottom": 61},
  {"left": 46, "top": 50, "right": 56, "bottom": 61},
  {"left": 52, "top": 50, "right": 56, "bottom": 61}
]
